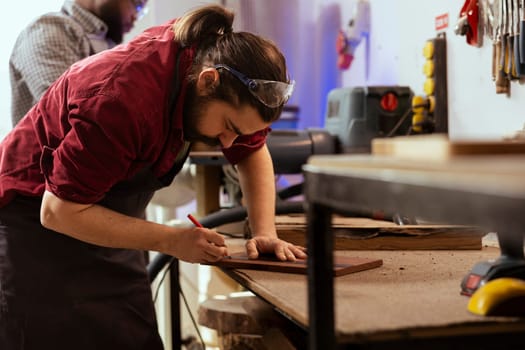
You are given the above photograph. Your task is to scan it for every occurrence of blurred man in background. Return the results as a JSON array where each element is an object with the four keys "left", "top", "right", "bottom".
[{"left": 9, "top": 0, "right": 147, "bottom": 126}]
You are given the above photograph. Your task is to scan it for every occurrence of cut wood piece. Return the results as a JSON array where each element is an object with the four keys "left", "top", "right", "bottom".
[
  {"left": 206, "top": 252, "right": 383, "bottom": 276},
  {"left": 198, "top": 296, "right": 265, "bottom": 334},
  {"left": 371, "top": 134, "right": 525, "bottom": 161},
  {"left": 198, "top": 295, "right": 301, "bottom": 350},
  {"left": 270, "top": 215, "right": 486, "bottom": 250},
  {"left": 276, "top": 228, "right": 484, "bottom": 250}
]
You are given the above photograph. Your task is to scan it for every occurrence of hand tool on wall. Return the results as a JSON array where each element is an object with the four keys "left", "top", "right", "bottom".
[
  {"left": 511, "top": 0, "right": 525, "bottom": 76},
  {"left": 511, "top": 0, "right": 520, "bottom": 76},
  {"left": 336, "top": 0, "right": 370, "bottom": 73},
  {"left": 505, "top": 0, "right": 522, "bottom": 79},
  {"left": 502, "top": 0, "right": 510, "bottom": 77},
  {"left": 496, "top": 0, "right": 511, "bottom": 93},
  {"left": 490, "top": 0, "right": 500, "bottom": 81},
  {"left": 455, "top": 0, "right": 482, "bottom": 46},
  {"left": 482, "top": 0, "right": 496, "bottom": 41},
  {"left": 506, "top": 0, "right": 512, "bottom": 77},
  {"left": 336, "top": 30, "right": 354, "bottom": 70},
  {"left": 519, "top": 0, "right": 525, "bottom": 74}
]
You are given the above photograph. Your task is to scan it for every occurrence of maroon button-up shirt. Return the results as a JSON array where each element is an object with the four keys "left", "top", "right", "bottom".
[{"left": 0, "top": 21, "right": 267, "bottom": 208}]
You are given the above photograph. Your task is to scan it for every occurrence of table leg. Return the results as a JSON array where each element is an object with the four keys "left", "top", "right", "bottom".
[
  {"left": 195, "top": 164, "right": 222, "bottom": 217},
  {"left": 307, "top": 202, "right": 335, "bottom": 350},
  {"left": 170, "top": 259, "right": 182, "bottom": 349}
]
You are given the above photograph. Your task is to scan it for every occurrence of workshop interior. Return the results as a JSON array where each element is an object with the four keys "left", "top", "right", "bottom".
[{"left": 4, "top": 0, "right": 525, "bottom": 349}]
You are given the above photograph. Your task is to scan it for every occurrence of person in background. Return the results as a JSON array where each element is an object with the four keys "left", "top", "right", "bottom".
[
  {"left": 0, "top": 4, "right": 306, "bottom": 349},
  {"left": 9, "top": 0, "right": 147, "bottom": 126}
]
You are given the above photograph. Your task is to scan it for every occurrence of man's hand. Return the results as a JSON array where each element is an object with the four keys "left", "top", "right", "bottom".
[
  {"left": 245, "top": 236, "right": 307, "bottom": 261},
  {"left": 168, "top": 227, "right": 229, "bottom": 264}
]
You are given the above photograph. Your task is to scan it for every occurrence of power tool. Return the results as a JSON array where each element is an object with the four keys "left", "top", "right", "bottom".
[{"left": 265, "top": 86, "right": 414, "bottom": 174}]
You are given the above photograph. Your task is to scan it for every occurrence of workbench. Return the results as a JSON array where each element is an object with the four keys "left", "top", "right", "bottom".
[
  {"left": 220, "top": 245, "right": 525, "bottom": 349},
  {"left": 299, "top": 154, "right": 525, "bottom": 349}
]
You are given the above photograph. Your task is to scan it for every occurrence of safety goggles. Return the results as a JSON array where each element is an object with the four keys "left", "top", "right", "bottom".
[
  {"left": 130, "top": 0, "right": 148, "bottom": 19},
  {"left": 214, "top": 64, "right": 295, "bottom": 108}
]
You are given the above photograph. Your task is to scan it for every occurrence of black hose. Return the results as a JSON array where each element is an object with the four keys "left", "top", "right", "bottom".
[
  {"left": 277, "top": 183, "right": 303, "bottom": 200},
  {"left": 147, "top": 201, "right": 305, "bottom": 282}
]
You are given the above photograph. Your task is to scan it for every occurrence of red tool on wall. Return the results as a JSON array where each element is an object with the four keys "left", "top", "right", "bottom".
[
  {"left": 336, "top": 30, "right": 354, "bottom": 70},
  {"left": 455, "top": 0, "right": 482, "bottom": 47},
  {"left": 336, "top": 0, "right": 370, "bottom": 71}
]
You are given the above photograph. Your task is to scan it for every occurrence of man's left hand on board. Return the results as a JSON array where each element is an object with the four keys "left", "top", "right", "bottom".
[{"left": 245, "top": 236, "right": 307, "bottom": 261}]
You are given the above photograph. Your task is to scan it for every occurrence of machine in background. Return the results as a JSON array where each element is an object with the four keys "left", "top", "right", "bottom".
[
  {"left": 323, "top": 86, "right": 413, "bottom": 153},
  {"left": 267, "top": 85, "right": 414, "bottom": 174}
]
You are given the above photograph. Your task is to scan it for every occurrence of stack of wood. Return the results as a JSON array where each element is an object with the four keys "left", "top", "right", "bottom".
[{"left": 265, "top": 215, "right": 486, "bottom": 250}]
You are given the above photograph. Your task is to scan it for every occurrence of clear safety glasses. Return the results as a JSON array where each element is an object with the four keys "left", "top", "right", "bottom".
[
  {"left": 130, "top": 0, "right": 148, "bottom": 19},
  {"left": 214, "top": 64, "right": 295, "bottom": 108}
]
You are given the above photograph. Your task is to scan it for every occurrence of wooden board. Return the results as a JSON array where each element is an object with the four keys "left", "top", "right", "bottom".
[
  {"left": 276, "top": 227, "right": 484, "bottom": 250},
  {"left": 252, "top": 216, "right": 486, "bottom": 250},
  {"left": 371, "top": 134, "right": 525, "bottom": 161},
  {"left": 206, "top": 252, "right": 383, "bottom": 277}
]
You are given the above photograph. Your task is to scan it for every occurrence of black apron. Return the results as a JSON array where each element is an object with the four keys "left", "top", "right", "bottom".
[{"left": 0, "top": 48, "right": 188, "bottom": 350}]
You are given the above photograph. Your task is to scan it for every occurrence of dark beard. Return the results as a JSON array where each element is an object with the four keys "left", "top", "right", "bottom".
[
  {"left": 183, "top": 87, "right": 222, "bottom": 147},
  {"left": 106, "top": 23, "right": 124, "bottom": 45},
  {"left": 97, "top": 2, "right": 125, "bottom": 44}
]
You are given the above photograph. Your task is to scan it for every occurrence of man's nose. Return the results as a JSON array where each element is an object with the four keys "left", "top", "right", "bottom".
[{"left": 219, "top": 131, "right": 238, "bottom": 148}]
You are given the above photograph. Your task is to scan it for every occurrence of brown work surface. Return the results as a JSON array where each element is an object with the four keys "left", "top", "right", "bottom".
[
  {"left": 371, "top": 134, "right": 525, "bottom": 161},
  {"left": 206, "top": 252, "right": 382, "bottom": 276},
  {"left": 220, "top": 242, "right": 525, "bottom": 343},
  {"left": 271, "top": 215, "right": 485, "bottom": 250}
]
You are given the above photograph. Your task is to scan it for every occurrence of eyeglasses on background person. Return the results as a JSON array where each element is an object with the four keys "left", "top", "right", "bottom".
[{"left": 130, "top": 0, "right": 149, "bottom": 19}]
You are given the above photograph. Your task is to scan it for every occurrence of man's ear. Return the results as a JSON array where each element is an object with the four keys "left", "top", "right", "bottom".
[{"left": 196, "top": 68, "right": 220, "bottom": 95}]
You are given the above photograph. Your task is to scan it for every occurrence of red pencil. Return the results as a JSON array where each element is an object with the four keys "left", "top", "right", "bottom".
[{"left": 187, "top": 214, "right": 203, "bottom": 228}]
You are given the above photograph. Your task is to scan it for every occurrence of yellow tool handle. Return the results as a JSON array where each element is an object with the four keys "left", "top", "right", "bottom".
[
  {"left": 504, "top": 35, "right": 511, "bottom": 74},
  {"left": 509, "top": 35, "right": 518, "bottom": 78}
]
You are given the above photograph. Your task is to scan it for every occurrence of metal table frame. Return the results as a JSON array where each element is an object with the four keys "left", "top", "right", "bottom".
[{"left": 303, "top": 156, "right": 525, "bottom": 349}]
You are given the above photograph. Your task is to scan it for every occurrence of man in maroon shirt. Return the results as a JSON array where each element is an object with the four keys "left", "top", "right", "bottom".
[{"left": 0, "top": 4, "right": 305, "bottom": 349}]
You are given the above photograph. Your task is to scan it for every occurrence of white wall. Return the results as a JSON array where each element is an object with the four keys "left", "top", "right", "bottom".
[
  {"left": 0, "top": 0, "right": 64, "bottom": 139},
  {"left": 335, "top": 0, "right": 525, "bottom": 140}
]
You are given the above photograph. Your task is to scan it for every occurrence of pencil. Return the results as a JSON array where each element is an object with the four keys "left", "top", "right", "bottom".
[
  {"left": 187, "top": 214, "right": 203, "bottom": 228},
  {"left": 188, "top": 213, "right": 228, "bottom": 250}
]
